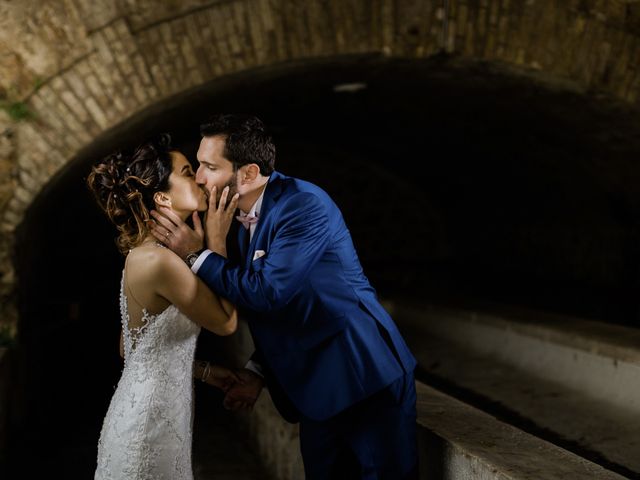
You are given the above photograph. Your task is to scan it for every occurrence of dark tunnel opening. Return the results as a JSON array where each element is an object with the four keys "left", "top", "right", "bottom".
[{"left": 9, "top": 56, "right": 640, "bottom": 475}]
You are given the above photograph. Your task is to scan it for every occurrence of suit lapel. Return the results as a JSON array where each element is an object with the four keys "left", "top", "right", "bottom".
[
  {"left": 237, "top": 220, "right": 249, "bottom": 261},
  {"left": 244, "top": 171, "right": 285, "bottom": 268}
]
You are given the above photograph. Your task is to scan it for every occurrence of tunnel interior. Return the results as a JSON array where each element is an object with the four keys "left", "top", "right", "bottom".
[{"left": 10, "top": 56, "right": 640, "bottom": 474}]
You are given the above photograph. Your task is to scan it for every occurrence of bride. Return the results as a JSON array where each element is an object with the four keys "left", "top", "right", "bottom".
[{"left": 87, "top": 135, "right": 240, "bottom": 479}]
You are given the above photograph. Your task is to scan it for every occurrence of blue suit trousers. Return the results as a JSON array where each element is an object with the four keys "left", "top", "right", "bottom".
[{"left": 299, "top": 371, "right": 418, "bottom": 480}]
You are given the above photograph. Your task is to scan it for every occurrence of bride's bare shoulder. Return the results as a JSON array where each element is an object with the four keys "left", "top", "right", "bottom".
[{"left": 127, "top": 244, "right": 186, "bottom": 277}]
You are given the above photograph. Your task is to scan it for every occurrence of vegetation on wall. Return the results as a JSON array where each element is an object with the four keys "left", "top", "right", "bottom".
[
  {"left": 0, "top": 83, "right": 37, "bottom": 122},
  {"left": 0, "top": 100, "right": 33, "bottom": 122}
]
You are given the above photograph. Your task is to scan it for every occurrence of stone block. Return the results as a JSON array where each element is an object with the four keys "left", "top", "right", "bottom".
[
  {"left": 225, "top": 3, "right": 250, "bottom": 70},
  {"left": 83, "top": 97, "right": 109, "bottom": 130},
  {"left": 12, "top": 185, "right": 32, "bottom": 205},
  {"left": 86, "top": 54, "right": 129, "bottom": 117},
  {"left": 206, "top": 7, "right": 234, "bottom": 73},
  {"left": 159, "top": 22, "right": 183, "bottom": 93},
  {"left": 17, "top": 169, "right": 38, "bottom": 194},
  {"left": 136, "top": 29, "right": 172, "bottom": 97},
  {"left": 4, "top": 198, "right": 25, "bottom": 223},
  {"left": 37, "top": 85, "right": 92, "bottom": 145},
  {"left": 0, "top": 1, "right": 91, "bottom": 98},
  {"left": 75, "top": 60, "right": 114, "bottom": 120}
]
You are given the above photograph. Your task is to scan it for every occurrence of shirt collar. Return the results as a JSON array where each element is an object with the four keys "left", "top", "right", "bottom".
[{"left": 242, "top": 184, "right": 266, "bottom": 217}]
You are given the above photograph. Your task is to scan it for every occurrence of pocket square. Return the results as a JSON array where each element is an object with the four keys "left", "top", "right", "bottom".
[{"left": 253, "top": 250, "right": 266, "bottom": 261}]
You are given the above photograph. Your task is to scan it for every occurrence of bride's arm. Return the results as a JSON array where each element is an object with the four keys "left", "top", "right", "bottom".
[
  {"left": 152, "top": 249, "right": 237, "bottom": 336},
  {"left": 220, "top": 298, "right": 237, "bottom": 318}
]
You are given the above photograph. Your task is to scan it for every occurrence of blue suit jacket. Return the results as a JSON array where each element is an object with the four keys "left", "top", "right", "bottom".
[{"left": 197, "top": 172, "right": 416, "bottom": 421}]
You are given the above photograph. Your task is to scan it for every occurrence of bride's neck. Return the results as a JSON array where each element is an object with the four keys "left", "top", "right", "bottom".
[{"left": 137, "top": 235, "right": 161, "bottom": 248}]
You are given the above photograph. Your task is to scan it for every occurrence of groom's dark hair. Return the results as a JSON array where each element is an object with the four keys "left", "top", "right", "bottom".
[{"left": 200, "top": 114, "right": 275, "bottom": 176}]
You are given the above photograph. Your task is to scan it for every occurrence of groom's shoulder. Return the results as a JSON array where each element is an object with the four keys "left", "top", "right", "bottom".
[{"left": 276, "top": 172, "right": 332, "bottom": 201}]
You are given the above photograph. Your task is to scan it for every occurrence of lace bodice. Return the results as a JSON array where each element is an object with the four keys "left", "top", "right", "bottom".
[{"left": 95, "top": 272, "right": 201, "bottom": 480}]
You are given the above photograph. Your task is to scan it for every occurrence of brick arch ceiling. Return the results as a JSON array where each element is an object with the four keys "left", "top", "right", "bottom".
[
  {"left": 3, "top": 0, "right": 640, "bottom": 229},
  {"left": 0, "top": 0, "right": 639, "bottom": 325}
]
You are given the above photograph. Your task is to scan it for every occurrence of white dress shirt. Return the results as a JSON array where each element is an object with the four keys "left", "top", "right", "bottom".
[
  {"left": 191, "top": 186, "right": 266, "bottom": 274},
  {"left": 191, "top": 185, "right": 267, "bottom": 377}
]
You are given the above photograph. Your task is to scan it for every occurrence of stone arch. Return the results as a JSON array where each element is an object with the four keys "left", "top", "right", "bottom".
[{"left": 2, "top": 0, "right": 640, "bottom": 327}]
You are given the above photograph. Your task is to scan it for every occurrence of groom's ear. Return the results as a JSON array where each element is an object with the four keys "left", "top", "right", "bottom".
[
  {"left": 153, "top": 191, "right": 172, "bottom": 208},
  {"left": 241, "top": 164, "right": 260, "bottom": 184}
]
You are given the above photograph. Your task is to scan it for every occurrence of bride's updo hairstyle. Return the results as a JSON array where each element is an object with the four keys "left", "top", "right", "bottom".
[{"left": 87, "top": 134, "right": 174, "bottom": 254}]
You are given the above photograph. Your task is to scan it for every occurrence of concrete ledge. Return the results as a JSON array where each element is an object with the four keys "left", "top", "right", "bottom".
[
  {"left": 394, "top": 303, "right": 640, "bottom": 475},
  {"left": 237, "top": 378, "right": 626, "bottom": 480},
  {"left": 394, "top": 303, "right": 640, "bottom": 414},
  {"left": 416, "top": 382, "right": 626, "bottom": 480},
  {"left": 228, "top": 318, "right": 626, "bottom": 479}
]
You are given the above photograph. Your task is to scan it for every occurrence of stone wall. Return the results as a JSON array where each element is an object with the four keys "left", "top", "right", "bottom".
[
  {"left": 227, "top": 319, "right": 304, "bottom": 480},
  {"left": 0, "top": 348, "right": 10, "bottom": 464},
  {"left": 1, "top": 0, "right": 640, "bottom": 331},
  {"left": 0, "top": 112, "right": 16, "bottom": 335}
]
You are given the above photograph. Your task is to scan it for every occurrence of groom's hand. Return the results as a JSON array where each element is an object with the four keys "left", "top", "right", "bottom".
[
  {"left": 150, "top": 207, "right": 204, "bottom": 260},
  {"left": 205, "top": 185, "right": 239, "bottom": 256},
  {"left": 223, "top": 368, "right": 264, "bottom": 412}
]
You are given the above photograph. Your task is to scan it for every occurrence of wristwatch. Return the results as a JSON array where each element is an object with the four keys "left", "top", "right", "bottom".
[{"left": 186, "top": 249, "right": 204, "bottom": 267}]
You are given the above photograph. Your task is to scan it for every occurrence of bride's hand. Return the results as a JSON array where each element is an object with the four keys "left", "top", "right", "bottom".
[
  {"left": 205, "top": 185, "right": 239, "bottom": 256},
  {"left": 196, "top": 361, "right": 244, "bottom": 392},
  {"left": 208, "top": 365, "right": 244, "bottom": 392}
]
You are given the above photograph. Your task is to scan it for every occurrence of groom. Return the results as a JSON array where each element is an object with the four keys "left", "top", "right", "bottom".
[{"left": 152, "top": 114, "right": 418, "bottom": 479}]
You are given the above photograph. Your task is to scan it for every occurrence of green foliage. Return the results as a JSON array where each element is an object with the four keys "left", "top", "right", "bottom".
[
  {"left": 0, "top": 100, "right": 34, "bottom": 122},
  {"left": 0, "top": 81, "right": 39, "bottom": 122}
]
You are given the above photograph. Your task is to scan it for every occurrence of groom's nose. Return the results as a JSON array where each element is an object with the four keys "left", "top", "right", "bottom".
[{"left": 195, "top": 166, "right": 206, "bottom": 185}]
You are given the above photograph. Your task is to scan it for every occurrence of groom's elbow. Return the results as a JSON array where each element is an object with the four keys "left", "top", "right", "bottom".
[{"left": 252, "top": 287, "right": 295, "bottom": 312}]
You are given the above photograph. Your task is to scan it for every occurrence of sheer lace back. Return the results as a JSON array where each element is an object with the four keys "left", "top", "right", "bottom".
[{"left": 118, "top": 275, "right": 176, "bottom": 365}]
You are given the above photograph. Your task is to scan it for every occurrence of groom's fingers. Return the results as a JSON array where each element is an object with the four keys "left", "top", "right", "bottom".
[
  {"left": 192, "top": 212, "right": 203, "bottom": 237},
  {"left": 148, "top": 220, "right": 172, "bottom": 243},
  {"left": 149, "top": 227, "right": 168, "bottom": 245},
  {"left": 150, "top": 209, "right": 177, "bottom": 232},
  {"left": 158, "top": 206, "right": 185, "bottom": 228},
  {"left": 218, "top": 186, "right": 230, "bottom": 211},
  {"left": 208, "top": 185, "right": 217, "bottom": 211}
]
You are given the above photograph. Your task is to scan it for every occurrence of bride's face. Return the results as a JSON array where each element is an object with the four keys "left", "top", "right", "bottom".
[{"left": 162, "top": 152, "right": 208, "bottom": 218}]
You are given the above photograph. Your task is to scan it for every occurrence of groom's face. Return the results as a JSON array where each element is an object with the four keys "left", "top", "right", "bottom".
[{"left": 196, "top": 135, "right": 238, "bottom": 204}]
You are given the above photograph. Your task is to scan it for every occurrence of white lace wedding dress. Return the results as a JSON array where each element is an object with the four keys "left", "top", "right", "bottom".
[{"left": 95, "top": 274, "right": 201, "bottom": 479}]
